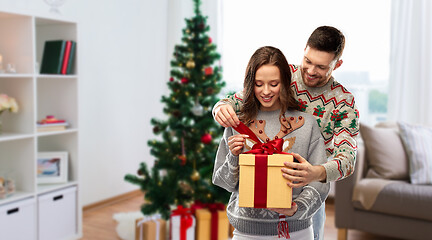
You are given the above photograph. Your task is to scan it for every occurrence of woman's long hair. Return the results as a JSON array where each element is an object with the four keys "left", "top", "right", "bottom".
[{"left": 240, "top": 46, "right": 300, "bottom": 124}]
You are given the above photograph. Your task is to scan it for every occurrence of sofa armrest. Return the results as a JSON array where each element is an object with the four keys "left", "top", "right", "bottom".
[{"left": 335, "top": 139, "right": 366, "bottom": 228}]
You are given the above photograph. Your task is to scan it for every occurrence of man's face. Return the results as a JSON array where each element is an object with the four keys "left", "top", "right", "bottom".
[{"left": 301, "top": 46, "right": 342, "bottom": 88}]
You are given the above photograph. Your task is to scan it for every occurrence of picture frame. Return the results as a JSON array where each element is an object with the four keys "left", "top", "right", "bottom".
[{"left": 37, "top": 151, "right": 68, "bottom": 184}]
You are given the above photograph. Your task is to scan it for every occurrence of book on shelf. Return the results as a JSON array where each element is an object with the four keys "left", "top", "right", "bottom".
[
  {"left": 37, "top": 125, "right": 67, "bottom": 132},
  {"left": 37, "top": 122, "right": 69, "bottom": 132},
  {"left": 60, "top": 40, "right": 72, "bottom": 74},
  {"left": 66, "top": 41, "right": 76, "bottom": 74},
  {"left": 37, "top": 122, "right": 68, "bottom": 127},
  {"left": 40, "top": 40, "right": 66, "bottom": 74},
  {"left": 40, "top": 40, "right": 76, "bottom": 75},
  {"left": 37, "top": 115, "right": 69, "bottom": 132}
]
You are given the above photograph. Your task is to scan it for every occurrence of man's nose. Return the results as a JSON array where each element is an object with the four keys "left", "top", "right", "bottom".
[{"left": 307, "top": 66, "right": 316, "bottom": 75}]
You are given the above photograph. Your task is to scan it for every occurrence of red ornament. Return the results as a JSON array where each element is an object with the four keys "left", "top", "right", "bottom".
[
  {"left": 204, "top": 67, "right": 213, "bottom": 75},
  {"left": 169, "top": 77, "right": 174, "bottom": 82},
  {"left": 181, "top": 77, "right": 189, "bottom": 84},
  {"left": 201, "top": 133, "right": 212, "bottom": 144},
  {"left": 179, "top": 155, "right": 187, "bottom": 165},
  {"left": 208, "top": 37, "right": 212, "bottom": 44}
]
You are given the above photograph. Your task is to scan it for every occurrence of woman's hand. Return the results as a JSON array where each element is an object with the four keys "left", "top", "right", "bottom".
[
  {"left": 268, "top": 202, "right": 298, "bottom": 216},
  {"left": 227, "top": 134, "right": 249, "bottom": 156},
  {"left": 214, "top": 104, "right": 240, "bottom": 128},
  {"left": 281, "top": 153, "right": 327, "bottom": 188}
]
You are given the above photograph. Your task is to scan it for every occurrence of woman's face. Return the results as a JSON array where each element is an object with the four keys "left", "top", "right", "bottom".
[{"left": 254, "top": 64, "right": 281, "bottom": 111}]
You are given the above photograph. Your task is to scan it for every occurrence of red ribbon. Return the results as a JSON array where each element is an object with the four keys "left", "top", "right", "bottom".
[
  {"left": 191, "top": 202, "right": 225, "bottom": 240},
  {"left": 208, "top": 203, "right": 225, "bottom": 240},
  {"left": 254, "top": 154, "right": 268, "bottom": 208},
  {"left": 171, "top": 205, "right": 194, "bottom": 240},
  {"left": 233, "top": 122, "right": 288, "bottom": 155}
]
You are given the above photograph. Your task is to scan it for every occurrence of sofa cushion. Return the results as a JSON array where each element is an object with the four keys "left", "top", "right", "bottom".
[
  {"left": 353, "top": 180, "right": 432, "bottom": 222},
  {"left": 398, "top": 122, "right": 432, "bottom": 184},
  {"left": 360, "top": 123, "right": 409, "bottom": 180}
]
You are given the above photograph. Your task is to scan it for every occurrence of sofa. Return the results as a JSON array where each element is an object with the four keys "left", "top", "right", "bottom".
[{"left": 335, "top": 122, "right": 432, "bottom": 240}]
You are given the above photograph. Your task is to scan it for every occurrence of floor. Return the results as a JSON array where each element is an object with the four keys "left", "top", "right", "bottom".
[{"left": 81, "top": 193, "right": 399, "bottom": 240}]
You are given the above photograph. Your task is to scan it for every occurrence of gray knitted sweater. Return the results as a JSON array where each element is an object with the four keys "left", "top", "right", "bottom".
[{"left": 212, "top": 109, "right": 329, "bottom": 236}]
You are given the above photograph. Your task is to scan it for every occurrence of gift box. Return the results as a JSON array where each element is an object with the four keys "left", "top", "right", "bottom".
[
  {"left": 193, "top": 203, "right": 229, "bottom": 240},
  {"left": 238, "top": 153, "right": 293, "bottom": 208},
  {"left": 229, "top": 224, "right": 234, "bottom": 238},
  {"left": 135, "top": 214, "right": 166, "bottom": 240},
  {"left": 170, "top": 205, "right": 196, "bottom": 240}
]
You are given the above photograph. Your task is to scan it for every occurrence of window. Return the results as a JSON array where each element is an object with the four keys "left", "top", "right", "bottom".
[{"left": 221, "top": 0, "right": 391, "bottom": 125}]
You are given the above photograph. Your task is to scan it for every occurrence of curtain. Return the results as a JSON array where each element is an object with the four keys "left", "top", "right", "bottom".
[{"left": 388, "top": 0, "right": 432, "bottom": 125}]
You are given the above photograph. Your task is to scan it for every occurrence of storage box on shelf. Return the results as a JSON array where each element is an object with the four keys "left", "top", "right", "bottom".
[
  {"left": 38, "top": 186, "right": 77, "bottom": 240},
  {"left": 0, "top": 198, "right": 37, "bottom": 240},
  {"left": 0, "top": 9, "right": 80, "bottom": 239}
]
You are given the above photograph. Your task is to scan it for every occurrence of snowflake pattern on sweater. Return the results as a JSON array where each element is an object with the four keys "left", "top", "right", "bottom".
[{"left": 217, "top": 64, "right": 359, "bottom": 182}]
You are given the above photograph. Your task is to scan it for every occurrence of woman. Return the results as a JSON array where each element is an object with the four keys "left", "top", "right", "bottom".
[{"left": 212, "top": 46, "right": 329, "bottom": 239}]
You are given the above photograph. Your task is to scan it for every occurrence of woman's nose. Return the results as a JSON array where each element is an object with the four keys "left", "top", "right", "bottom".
[{"left": 263, "top": 85, "right": 271, "bottom": 94}]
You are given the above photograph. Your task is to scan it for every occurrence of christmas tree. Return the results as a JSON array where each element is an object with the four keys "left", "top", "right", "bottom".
[{"left": 125, "top": 0, "right": 229, "bottom": 220}]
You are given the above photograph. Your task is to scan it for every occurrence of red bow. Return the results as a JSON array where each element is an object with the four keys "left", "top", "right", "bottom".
[
  {"left": 233, "top": 122, "right": 288, "bottom": 155},
  {"left": 171, "top": 205, "right": 194, "bottom": 240}
]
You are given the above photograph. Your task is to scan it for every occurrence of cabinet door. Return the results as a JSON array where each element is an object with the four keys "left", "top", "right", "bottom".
[
  {"left": 0, "top": 198, "right": 36, "bottom": 240},
  {"left": 38, "top": 186, "right": 77, "bottom": 240}
]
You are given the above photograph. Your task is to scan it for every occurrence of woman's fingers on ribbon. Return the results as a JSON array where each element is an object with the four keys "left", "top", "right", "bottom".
[
  {"left": 228, "top": 134, "right": 249, "bottom": 144},
  {"left": 231, "top": 146, "right": 243, "bottom": 156},
  {"left": 227, "top": 134, "right": 248, "bottom": 155}
]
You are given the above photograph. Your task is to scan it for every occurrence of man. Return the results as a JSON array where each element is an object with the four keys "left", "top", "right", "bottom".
[{"left": 213, "top": 26, "right": 359, "bottom": 240}]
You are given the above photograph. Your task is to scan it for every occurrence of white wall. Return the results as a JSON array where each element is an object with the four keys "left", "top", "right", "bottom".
[
  {"left": 78, "top": 0, "right": 169, "bottom": 206},
  {"left": 0, "top": 0, "right": 170, "bottom": 206}
]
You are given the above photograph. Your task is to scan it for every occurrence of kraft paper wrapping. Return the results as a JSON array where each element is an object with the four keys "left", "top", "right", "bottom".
[
  {"left": 195, "top": 209, "right": 229, "bottom": 240},
  {"left": 239, "top": 154, "right": 293, "bottom": 208}
]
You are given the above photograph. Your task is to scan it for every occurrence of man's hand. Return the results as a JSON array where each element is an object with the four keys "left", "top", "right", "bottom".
[
  {"left": 282, "top": 153, "right": 327, "bottom": 188},
  {"left": 214, "top": 104, "right": 240, "bottom": 128},
  {"left": 227, "top": 134, "right": 249, "bottom": 156},
  {"left": 268, "top": 202, "right": 298, "bottom": 216}
]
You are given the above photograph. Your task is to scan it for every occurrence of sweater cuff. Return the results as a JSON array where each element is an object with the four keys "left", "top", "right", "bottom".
[
  {"left": 322, "top": 161, "right": 340, "bottom": 183},
  {"left": 227, "top": 151, "right": 240, "bottom": 168}
]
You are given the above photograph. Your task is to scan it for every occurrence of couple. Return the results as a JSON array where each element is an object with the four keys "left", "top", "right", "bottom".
[{"left": 212, "top": 26, "right": 359, "bottom": 239}]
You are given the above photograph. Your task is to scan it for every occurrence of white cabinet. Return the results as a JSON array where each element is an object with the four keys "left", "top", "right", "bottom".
[
  {"left": 0, "top": 198, "right": 37, "bottom": 240},
  {"left": 0, "top": 10, "right": 81, "bottom": 239},
  {"left": 39, "top": 186, "right": 77, "bottom": 240}
]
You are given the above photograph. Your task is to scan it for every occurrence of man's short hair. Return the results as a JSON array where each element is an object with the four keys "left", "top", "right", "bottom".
[{"left": 307, "top": 26, "right": 345, "bottom": 60}]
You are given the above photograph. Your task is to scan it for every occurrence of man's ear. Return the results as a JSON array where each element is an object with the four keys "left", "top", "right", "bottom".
[{"left": 333, "top": 59, "right": 343, "bottom": 70}]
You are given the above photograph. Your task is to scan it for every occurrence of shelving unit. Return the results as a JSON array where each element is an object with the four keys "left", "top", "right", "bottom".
[{"left": 0, "top": 10, "right": 81, "bottom": 240}]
